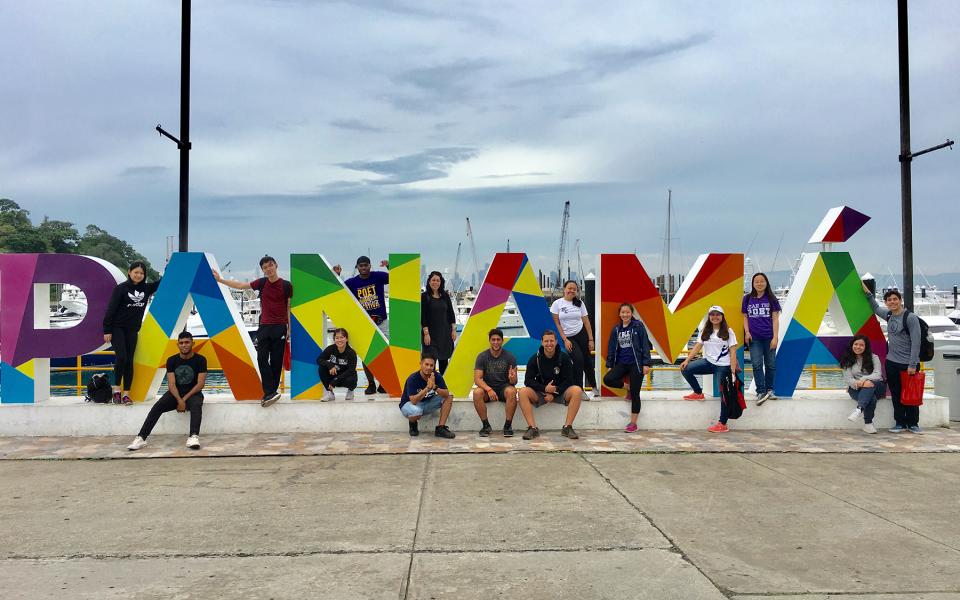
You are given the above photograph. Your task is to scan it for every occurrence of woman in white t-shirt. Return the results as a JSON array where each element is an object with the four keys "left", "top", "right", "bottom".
[
  {"left": 550, "top": 280, "right": 597, "bottom": 397},
  {"left": 679, "top": 305, "right": 740, "bottom": 433}
]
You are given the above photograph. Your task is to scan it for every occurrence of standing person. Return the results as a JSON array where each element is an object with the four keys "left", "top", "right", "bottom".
[
  {"left": 839, "top": 335, "right": 885, "bottom": 434},
  {"left": 550, "top": 280, "right": 598, "bottom": 398},
  {"left": 472, "top": 328, "right": 519, "bottom": 437},
  {"left": 421, "top": 271, "right": 457, "bottom": 374},
  {"left": 602, "top": 303, "right": 653, "bottom": 432},
  {"left": 864, "top": 284, "right": 922, "bottom": 433},
  {"left": 679, "top": 305, "right": 740, "bottom": 433},
  {"left": 213, "top": 256, "right": 293, "bottom": 407},
  {"left": 334, "top": 256, "right": 389, "bottom": 395},
  {"left": 127, "top": 332, "right": 207, "bottom": 451},
  {"left": 399, "top": 354, "right": 456, "bottom": 438},
  {"left": 317, "top": 328, "right": 358, "bottom": 402},
  {"left": 103, "top": 261, "right": 162, "bottom": 405},
  {"left": 517, "top": 330, "right": 583, "bottom": 440},
  {"left": 742, "top": 272, "right": 781, "bottom": 405}
]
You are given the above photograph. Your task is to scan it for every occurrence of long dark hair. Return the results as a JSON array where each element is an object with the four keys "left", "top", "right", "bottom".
[
  {"left": 839, "top": 335, "right": 874, "bottom": 373},
  {"left": 748, "top": 272, "right": 775, "bottom": 301},
  {"left": 127, "top": 260, "right": 148, "bottom": 281},
  {"left": 700, "top": 310, "right": 730, "bottom": 341},
  {"left": 425, "top": 271, "right": 447, "bottom": 296},
  {"left": 563, "top": 280, "right": 582, "bottom": 307}
]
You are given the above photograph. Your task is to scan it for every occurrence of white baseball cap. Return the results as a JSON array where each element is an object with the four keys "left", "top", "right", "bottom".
[{"left": 707, "top": 305, "right": 725, "bottom": 315}]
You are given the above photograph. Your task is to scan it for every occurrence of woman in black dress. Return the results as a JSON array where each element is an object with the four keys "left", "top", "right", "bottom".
[{"left": 421, "top": 271, "right": 457, "bottom": 374}]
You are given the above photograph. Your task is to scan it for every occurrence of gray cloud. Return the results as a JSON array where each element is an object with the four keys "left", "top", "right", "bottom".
[
  {"left": 335, "top": 146, "right": 479, "bottom": 185},
  {"left": 329, "top": 118, "right": 385, "bottom": 133},
  {"left": 119, "top": 166, "right": 169, "bottom": 178}
]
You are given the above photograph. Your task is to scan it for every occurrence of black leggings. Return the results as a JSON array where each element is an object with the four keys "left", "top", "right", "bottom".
[
  {"left": 257, "top": 324, "right": 287, "bottom": 395},
  {"left": 319, "top": 369, "right": 358, "bottom": 390},
  {"left": 567, "top": 328, "right": 597, "bottom": 390},
  {"left": 111, "top": 327, "right": 139, "bottom": 391},
  {"left": 438, "top": 359, "right": 449, "bottom": 374},
  {"left": 603, "top": 363, "right": 645, "bottom": 414},
  {"left": 138, "top": 391, "right": 204, "bottom": 438}
]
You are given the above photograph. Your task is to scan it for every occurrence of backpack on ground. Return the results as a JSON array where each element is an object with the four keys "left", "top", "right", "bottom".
[
  {"left": 720, "top": 371, "right": 746, "bottom": 420},
  {"left": 85, "top": 373, "right": 114, "bottom": 403},
  {"left": 888, "top": 309, "right": 935, "bottom": 362}
]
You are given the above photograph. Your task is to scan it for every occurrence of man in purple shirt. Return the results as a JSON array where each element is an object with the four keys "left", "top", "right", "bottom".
[{"left": 334, "top": 256, "right": 389, "bottom": 395}]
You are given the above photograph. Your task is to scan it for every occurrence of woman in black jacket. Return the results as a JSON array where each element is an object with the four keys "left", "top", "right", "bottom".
[
  {"left": 317, "top": 328, "right": 359, "bottom": 401},
  {"left": 603, "top": 303, "right": 653, "bottom": 432},
  {"left": 420, "top": 271, "right": 457, "bottom": 374},
  {"left": 102, "top": 261, "right": 161, "bottom": 404}
]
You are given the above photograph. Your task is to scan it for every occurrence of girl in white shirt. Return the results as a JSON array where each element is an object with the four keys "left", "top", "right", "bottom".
[
  {"left": 550, "top": 280, "right": 597, "bottom": 397},
  {"left": 679, "top": 305, "right": 740, "bottom": 433}
]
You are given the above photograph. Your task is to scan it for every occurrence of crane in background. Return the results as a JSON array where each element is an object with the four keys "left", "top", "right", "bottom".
[
  {"left": 555, "top": 201, "right": 570, "bottom": 291},
  {"left": 575, "top": 238, "right": 585, "bottom": 289},
  {"left": 466, "top": 218, "right": 481, "bottom": 290}
]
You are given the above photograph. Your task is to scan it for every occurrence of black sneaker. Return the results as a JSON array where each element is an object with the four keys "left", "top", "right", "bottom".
[
  {"left": 377, "top": 384, "right": 386, "bottom": 394},
  {"left": 522, "top": 426, "right": 540, "bottom": 440},
  {"left": 561, "top": 425, "right": 579, "bottom": 440},
  {"left": 434, "top": 425, "right": 456, "bottom": 439},
  {"left": 409, "top": 421, "right": 419, "bottom": 437},
  {"left": 365, "top": 384, "right": 377, "bottom": 395},
  {"left": 502, "top": 423, "right": 514, "bottom": 437},
  {"left": 478, "top": 423, "right": 492, "bottom": 437},
  {"left": 261, "top": 392, "right": 281, "bottom": 407}
]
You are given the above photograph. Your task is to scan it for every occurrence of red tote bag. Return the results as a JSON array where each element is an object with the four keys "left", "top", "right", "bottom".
[{"left": 899, "top": 371, "right": 925, "bottom": 406}]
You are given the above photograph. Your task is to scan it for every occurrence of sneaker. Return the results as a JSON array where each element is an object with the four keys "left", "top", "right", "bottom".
[
  {"left": 186, "top": 435, "right": 200, "bottom": 449},
  {"left": 127, "top": 436, "right": 146, "bottom": 451},
  {"left": 756, "top": 391, "right": 771, "bottom": 406},
  {"left": 345, "top": 390, "right": 355, "bottom": 401},
  {"left": 624, "top": 423, "right": 638, "bottom": 433},
  {"left": 522, "top": 426, "right": 540, "bottom": 440},
  {"left": 503, "top": 423, "right": 514, "bottom": 437},
  {"left": 377, "top": 385, "right": 386, "bottom": 394},
  {"left": 888, "top": 424, "right": 907, "bottom": 433},
  {"left": 560, "top": 425, "right": 579, "bottom": 439},
  {"left": 478, "top": 423, "right": 492, "bottom": 437},
  {"left": 364, "top": 384, "right": 377, "bottom": 395},
  {"left": 112, "top": 391, "right": 122, "bottom": 404},
  {"left": 261, "top": 392, "right": 281, "bottom": 407},
  {"left": 321, "top": 389, "right": 336, "bottom": 402},
  {"left": 683, "top": 392, "right": 705, "bottom": 401},
  {"left": 434, "top": 425, "right": 456, "bottom": 439},
  {"left": 908, "top": 425, "right": 923, "bottom": 434},
  {"left": 707, "top": 422, "right": 729, "bottom": 433},
  {"left": 847, "top": 407, "right": 863, "bottom": 422},
  {"left": 409, "top": 421, "right": 419, "bottom": 437},
  {"left": 767, "top": 393, "right": 778, "bottom": 401},
  {"left": 121, "top": 394, "right": 133, "bottom": 406},
  {"left": 862, "top": 423, "right": 877, "bottom": 434}
]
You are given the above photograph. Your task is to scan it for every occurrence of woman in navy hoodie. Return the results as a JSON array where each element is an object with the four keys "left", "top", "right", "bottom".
[
  {"left": 603, "top": 303, "right": 653, "bottom": 432},
  {"left": 103, "top": 261, "right": 161, "bottom": 404}
]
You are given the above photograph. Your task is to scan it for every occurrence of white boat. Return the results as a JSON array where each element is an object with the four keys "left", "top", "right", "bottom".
[{"left": 453, "top": 290, "right": 525, "bottom": 333}]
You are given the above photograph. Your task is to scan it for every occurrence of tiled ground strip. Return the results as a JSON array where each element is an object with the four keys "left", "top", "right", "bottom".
[{"left": 1, "top": 427, "right": 958, "bottom": 459}]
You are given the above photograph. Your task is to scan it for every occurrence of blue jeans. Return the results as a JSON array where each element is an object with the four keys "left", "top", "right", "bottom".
[
  {"left": 748, "top": 338, "right": 776, "bottom": 395},
  {"left": 847, "top": 381, "right": 885, "bottom": 425},
  {"left": 400, "top": 394, "right": 444, "bottom": 418},
  {"left": 683, "top": 359, "right": 732, "bottom": 424}
]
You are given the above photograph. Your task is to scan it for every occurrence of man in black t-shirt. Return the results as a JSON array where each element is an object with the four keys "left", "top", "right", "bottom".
[
  {"left": 128, "top": 331, "right": 208, "bottom": 451},
  {"left": 471, "top": 328, "right": 519, "bottom": 437}
]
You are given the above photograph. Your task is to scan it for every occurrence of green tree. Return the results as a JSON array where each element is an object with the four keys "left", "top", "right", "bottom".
[
  {"left": 37, "top": 218, "right": 80, "bottom": 253},
  {"left": 0, "top": 199, "right": 46, "bottom": 252},
  {"left": 76, "top": 225, "right": 160, "bottom": 280}
]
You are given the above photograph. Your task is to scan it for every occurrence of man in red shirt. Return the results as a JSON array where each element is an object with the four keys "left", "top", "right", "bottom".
[{"left": 213, "top": 256, "right": 293, "bottom": 406}]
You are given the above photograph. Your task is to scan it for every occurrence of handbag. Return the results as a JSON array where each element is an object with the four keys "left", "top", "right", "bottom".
[
  {"left": 720, "top": 371, "right": 746, "bottom": 419},
  {"left": 899, "top": 371, "right": 925, "bottom": 406}
]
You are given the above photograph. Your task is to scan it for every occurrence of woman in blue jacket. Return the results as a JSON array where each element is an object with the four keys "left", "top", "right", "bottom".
[{"left": 603, "top": 303, "right": 653, "bottom": 432}]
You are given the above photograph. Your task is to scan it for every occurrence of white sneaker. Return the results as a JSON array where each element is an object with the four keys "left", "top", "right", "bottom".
[
  {"left": 847, "top": 407, "right": 863, "bottom": 422},
  {"left": 127, "top": 436, "right": 146, "bottom": 451},
  {"left": 321, "top": 389, "right": 336, "bottom": 402},
  {"left": 862, "top": 423, "right": 877, "bottom": 434},
  {"left": 186, "top": 435, "right": 200, "bottom": 449},
  {"left": 345, "top": 389, "right": 355, "bottom": 401}
]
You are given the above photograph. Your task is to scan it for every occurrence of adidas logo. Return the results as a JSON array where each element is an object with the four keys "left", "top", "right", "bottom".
[{"left": 128, "top": 290, "right": 145, "bottom": 303}]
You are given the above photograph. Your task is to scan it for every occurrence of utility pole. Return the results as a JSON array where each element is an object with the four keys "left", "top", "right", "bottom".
[
  {"left": 897, "top": 0, "right": 954, "bottom": 309},
  {"left": 156, "top": 0, "right": 192, "bottom": 252}
]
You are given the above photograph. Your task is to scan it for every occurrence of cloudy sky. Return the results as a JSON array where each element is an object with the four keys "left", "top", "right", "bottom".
[{"left": 2, "top": 1, "right": 958, "bottom": 285}]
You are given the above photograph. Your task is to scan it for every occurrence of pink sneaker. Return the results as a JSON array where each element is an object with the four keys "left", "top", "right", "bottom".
[
  {"left": 624, "top": 423, "right": 638, "bottom": 433},
  {"left": 683, "top": 392, "right": 705, "bottom": 401},
  {"left": 121, "top": 395, "right": 132, "bottom": 405},
  {"left": 707, "top": 422, "right": 729, "bottom": 433},
  {"left": 112, "top": 391, "right": 122, "bottom": 404}
]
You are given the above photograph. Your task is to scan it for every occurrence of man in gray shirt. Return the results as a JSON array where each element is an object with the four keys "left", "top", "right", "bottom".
[
  {"left": 472, "top": 328, "right": 518, "bottom": 437},
  {"left": 864, "top": 285, "right": 922, "bottom": 433}
]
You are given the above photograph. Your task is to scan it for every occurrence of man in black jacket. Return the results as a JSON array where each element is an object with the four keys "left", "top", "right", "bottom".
[{"left": 517, "top": 330, "right": 583, "bottom": 440}]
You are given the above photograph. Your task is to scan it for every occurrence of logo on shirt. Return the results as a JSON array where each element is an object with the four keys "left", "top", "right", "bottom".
[
  {"left": 127, "top": 290, "right": 145, "bottom": 306},
  {"left": 356, "top": 284, "right": 381, "bottom": 311},
  {"left": 174, "top": 364, "right": 195, "bottom": 386}
]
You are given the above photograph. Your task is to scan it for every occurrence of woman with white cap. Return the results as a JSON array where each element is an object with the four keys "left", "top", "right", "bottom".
[{"left": 679, "top": 305, "right": 740, "bottom": 433}]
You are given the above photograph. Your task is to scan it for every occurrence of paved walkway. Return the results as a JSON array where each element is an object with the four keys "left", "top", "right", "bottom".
[{"left": 1, "top": 427, "right": 959, "bottom": 460}]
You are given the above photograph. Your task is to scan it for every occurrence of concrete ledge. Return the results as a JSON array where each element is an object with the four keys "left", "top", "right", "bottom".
[{"left": 0, "top": 391, "right": 950, "bottom": 436}]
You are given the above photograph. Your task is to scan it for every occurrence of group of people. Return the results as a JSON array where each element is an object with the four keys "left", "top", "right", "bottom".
[{"left": 103, "top": 257, "right": 926, "bottom": 450}]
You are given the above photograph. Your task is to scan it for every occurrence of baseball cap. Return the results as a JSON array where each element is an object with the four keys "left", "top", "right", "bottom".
[
  {"left": 355, "top": 255, "right": 371, "bottom": 267},
  {"left": 707, "top": 305, "right": 725, "bottom": 315}
]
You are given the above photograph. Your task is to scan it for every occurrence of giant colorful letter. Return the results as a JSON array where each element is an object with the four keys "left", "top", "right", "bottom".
[
  {"left": 129, "top": 252, "right": 262, "bottom": 401},
  {"left": 444, "top": 253, "right": 559, "bottom": 397},
  {"left": 289, "top": 253, "right": 421, "bottom": 398},
  {"left": 598, "top": 254, "right": 744, "bottom": 397},
  {"left": 0, "top": 254, "right": 124, "bottom": 403}
]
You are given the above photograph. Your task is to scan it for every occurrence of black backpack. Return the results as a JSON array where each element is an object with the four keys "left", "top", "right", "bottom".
[
  {"left": 888, "top": 309, "right": 935, "bottom": 362},
  {"left": 720, "top": 371, "right": 746, "bottom": 420},
  {"left": 85, "top": 373, "right": 114, "bottom": 403}
]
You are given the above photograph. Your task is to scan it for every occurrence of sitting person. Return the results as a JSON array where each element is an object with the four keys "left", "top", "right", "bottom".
[
  {"left": 840, "top": 335, "right": 886, "bottom": 434},
  {"left": 127, "top": 331, "right": 207, "bottom": 451},
  {"left": 399, "top": 353, "right": 456, "bottom": 439},
  {"left": 517, "top": 330, "right": 583, "bottom": 440},
  {"left": 316, "top": 328, "right": 359, "bottom": 401},
  {"left": 471, "top": 328, "right": 519, "bottom": 437},
  {"left": 679, "top": 305, "right": 740, "bottom": 433}
]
